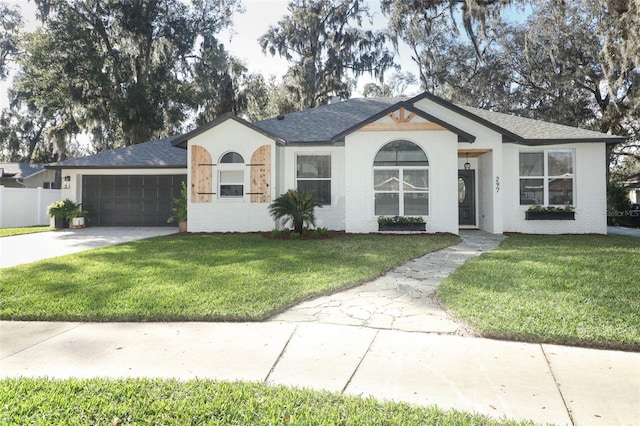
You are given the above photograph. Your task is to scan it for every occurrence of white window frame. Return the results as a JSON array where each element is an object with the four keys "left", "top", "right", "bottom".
[
  {"left": 218, "top": 152, "right": 245, "bottom": 200},
  {"left": 296, "top": 153, "right": 332, "bottom": 205},
  {"left": 373, "top": 140, "right": 430, "bottom": 217},
  {"left": 519, "top": 149, "right": 575, "bottom": 207}
]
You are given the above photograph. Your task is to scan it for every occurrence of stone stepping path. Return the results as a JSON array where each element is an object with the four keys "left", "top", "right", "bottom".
[{"left": 271, "top": 231, "right": 505, "bottom": 335}]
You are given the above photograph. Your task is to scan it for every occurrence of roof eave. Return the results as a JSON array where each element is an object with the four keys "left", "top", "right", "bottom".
[
  {"left": 508, "top": 137, "right": 627, "bottom": 146},
  {"left": 284, "top": 140, "right": 344, "bottom": 146},
  {"left": 45, "top": 164, "right": 186, "bottom": 170},
  {"left": 330, "top": 100, "right": 477, "bottom": 143},
  {"left": 409, "top": 92, "right": 527, "bottom": 142}
]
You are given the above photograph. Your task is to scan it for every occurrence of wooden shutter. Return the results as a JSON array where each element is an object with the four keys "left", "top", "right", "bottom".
[
  {"left": 191, "top": 145, "right": 213, "bottom": 203},
  {"left": 250, "top": 145, "right": 271, "bottom": 203}
]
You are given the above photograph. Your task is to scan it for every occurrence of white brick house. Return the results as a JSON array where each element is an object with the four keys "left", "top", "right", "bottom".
[
  {"left": 50, "top": 92, "right": 624, "bottom": 234},
  {"left": 172, "top": 92, "right": 623, "bottom": 235}
]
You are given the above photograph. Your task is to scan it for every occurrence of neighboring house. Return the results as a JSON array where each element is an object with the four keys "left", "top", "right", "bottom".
[
  {"left": 0, "top": 163, "right": 59, "bottom": 188},
  {"left": 625, "top": 173, "right": 640, "bottom": 204},
  {"left": 48, "top": 92, "right": 625, "bottom": 234}
]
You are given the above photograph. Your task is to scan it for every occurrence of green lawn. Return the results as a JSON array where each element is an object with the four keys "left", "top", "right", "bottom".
[
  {"left": 0, "top": 226, "right": 51, "bottom": 237},
  {"left": 439, "top": 234, "right": 640, "bottom": 351},
  {"left": 0, "top": 233, "right": 459, "bottom": 321},
  {"left": 0, "top": 378, "right": 532, "bottom": 425}
]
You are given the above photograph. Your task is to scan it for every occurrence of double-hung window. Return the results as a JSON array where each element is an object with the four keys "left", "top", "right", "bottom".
[
  {"left": 296, "top": 154, "right": 331, "bottom": 205},
  {"left": 374, "top": 140, "right": 429, "bottom": 216},
  {"left": 519, "top": 150, "right": 574, "bottom": 206},
  {"left": 219, "top": 152, "right": 244, "bottom": 199}
]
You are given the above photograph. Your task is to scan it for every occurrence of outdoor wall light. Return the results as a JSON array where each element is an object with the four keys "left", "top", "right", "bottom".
[
  {"left": 464, "top": 154, "right": 471, "bottom": 170},
  {"left": 63, "top": 176, "right": 71, "bottom": 182}
]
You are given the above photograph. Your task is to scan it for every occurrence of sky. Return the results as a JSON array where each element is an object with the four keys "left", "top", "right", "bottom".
[{"left": 0, "top": 0, "right": 421, "bottom": 111}]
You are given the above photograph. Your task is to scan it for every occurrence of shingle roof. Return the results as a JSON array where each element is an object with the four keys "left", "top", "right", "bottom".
[
  {"left": 0, "top": 163, "right": 47, "bottom": 178},
  {"left": 46, "top": 136, "right": 186, "bottom": 169},
  {"left": 251, "top": 95, "right": 623, "bottom": 145},
  {"left": 254, "top": 97, "right": 406, "bottom": 143},
  {"left": 46, "top": 92, "right": 625, "bottom": 171},
  {"left": 456, "top": 105, "right": 625, "bottom": 144}
]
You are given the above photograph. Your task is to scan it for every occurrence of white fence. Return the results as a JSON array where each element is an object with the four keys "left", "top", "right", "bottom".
[{"left": 0, "top": 186, "right": 62, "bottom": 228}]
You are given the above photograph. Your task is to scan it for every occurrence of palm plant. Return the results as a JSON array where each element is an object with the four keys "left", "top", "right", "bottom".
[{"left": 269, "top": 189, "right": 323, "bottom": 234}]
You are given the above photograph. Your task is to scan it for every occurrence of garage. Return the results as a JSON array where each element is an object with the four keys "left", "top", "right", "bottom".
[{"left": 82, "top": 174, "right": 186, "bottom": 226}]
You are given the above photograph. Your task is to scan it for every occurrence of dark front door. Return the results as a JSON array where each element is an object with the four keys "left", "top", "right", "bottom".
[{"left": 458, "top": 170, "right": 476, "bottom": 226}]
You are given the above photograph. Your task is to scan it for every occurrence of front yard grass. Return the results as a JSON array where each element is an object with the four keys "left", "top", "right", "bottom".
[
  {"left": 439, "top": 234, "right": 640, "bottom": 351},
  {"left": 0, "top": 378, "right": 532, "bottom": 425},
  {"left": 0, "top": 226, "right": 50, "bottom": 237},
  {"left": 0, "top": 233, "right": 459, "bottom": 321}
]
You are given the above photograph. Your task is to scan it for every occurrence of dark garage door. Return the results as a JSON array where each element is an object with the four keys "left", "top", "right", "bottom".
[{"left": 82, "top": 174, "right": 186, "bottom": 226}]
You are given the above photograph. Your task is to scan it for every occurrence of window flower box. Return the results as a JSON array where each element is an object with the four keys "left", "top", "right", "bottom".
[
  {"left": 378, "top": 216, "right": 426, "bottom": 232},
  {"left": 525, "top": 206, "right": 575, "bottom": 220}
]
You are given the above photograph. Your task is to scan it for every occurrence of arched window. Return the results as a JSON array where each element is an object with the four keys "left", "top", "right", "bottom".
[
  {"left": 373, "top": 140, "right": 429, "bottom": 216},
  {"left": 219, "top": 152, "right": 244, "bottom": 198},
  {"left": 220, "top": 152, "right": 244, "bottom": 164}
]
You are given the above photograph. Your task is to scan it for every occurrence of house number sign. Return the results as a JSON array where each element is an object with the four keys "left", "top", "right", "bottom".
[{"left": 495, "top": 176, "right": 500, "bottom": 192}]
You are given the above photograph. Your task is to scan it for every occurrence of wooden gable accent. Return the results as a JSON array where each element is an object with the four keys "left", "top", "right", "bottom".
[
  {"left": 191, "top": 145, "right": 213, "bottom": 203},
  {"left": 360, "top": 106, "right": 447, "bottom": 132},
  {"left": 249, "top": 145, "right": 271, "bottom": 203}
]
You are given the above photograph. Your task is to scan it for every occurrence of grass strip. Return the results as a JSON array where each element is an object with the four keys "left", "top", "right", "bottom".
[
  {"left": 0, "top": 378, "right": 533, "bottom": 425},
  {"left": 0, "top": 233, "right": 459, "bottom": 321},
  {"left": 439, "top": 234, "right": 640, "bottom": 350},
  {"left": 0, "top": 226, "right": 51, "bottom": 237}
]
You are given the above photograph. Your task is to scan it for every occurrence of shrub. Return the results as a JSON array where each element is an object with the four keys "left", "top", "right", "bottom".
[
  {"left": 268, "top": 189, "right": 323, "bottom": 234},
  {"left": 47, "top": 199, "right": 79, "bottom": 220},
  {"left": 167, "top": 182, "right": 188, "bottom": 223}
]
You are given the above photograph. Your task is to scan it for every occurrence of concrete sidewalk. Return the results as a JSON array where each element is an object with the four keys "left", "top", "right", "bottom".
[
  {"left": 2, "top": 321, "right": 639, "bottom": 425},
  {"left": 0, "top": 227, "right": 176, "bottom": 268}
]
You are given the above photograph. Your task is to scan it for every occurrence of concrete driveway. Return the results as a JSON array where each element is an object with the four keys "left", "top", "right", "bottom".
[
  {"left": 608, "top": 225, "right": 640, "bottom": 237},
  {"left": 0, "top": 227, "right": 177, "bottom": 268}
]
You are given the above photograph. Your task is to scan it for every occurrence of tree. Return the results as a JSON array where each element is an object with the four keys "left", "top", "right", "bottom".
[
  {"left": 237, "top": 74, "right": 298, "bottom": 122},
  {"left": 0, "top": 107, "right": 52, "bottom": 162},
  {"left": 381, "top": 0, "right": 639, "bottom": 77},
  {"left": 7, "top": 0, "right": 242, "bottom": 159},
  {"left": 190, "top": 38, "right": 248, "bottom": 125},
  {"left": 362, "top": 71, "right": 418, "bottom": 97},
  {"left": 259, "top": 0, "right": 395, "bottom": 110},
  {"left": 381, "top": 0, "right": 517, "bottom": 61},
  {"left": 0, "top": 1, "right": 21, "bottom": 80},
  {"left": 269, "top": 189, "right": 323, "bottom": 234},
  {"left": 382, "top": 0, "right": 639, "bottom": 170},
  {"left": 501, "top": 1, "right": 639, "bottom": 169}
]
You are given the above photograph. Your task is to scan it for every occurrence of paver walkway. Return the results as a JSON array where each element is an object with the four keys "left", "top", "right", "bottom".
[{"left": 271, "top": 231, "right": 504, "bottom": 334}]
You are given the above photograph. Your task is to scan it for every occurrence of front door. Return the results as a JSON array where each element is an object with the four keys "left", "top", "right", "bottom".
[{"left": 458, "top": 170, "right": 476, "bottom": 226}]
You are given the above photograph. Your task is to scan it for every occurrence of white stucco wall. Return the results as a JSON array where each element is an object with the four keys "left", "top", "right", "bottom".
[
  {"left": 501, "top": 142, "right": 607, "bottom": 234},
  {"left": 279, "top": 145, "right": 346, "bottom": 230},
  {"left": 414, "top": 97, "right": 505, "bottom": 234},
  {"left": 186, "top": 119, "right": 277, "bottom": 232},
  {"left": 476, "top": 151, "right": 497, "bottom": 233},
  {"left": 344, "top": 130, "right": 459, "bottom": 234}
]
